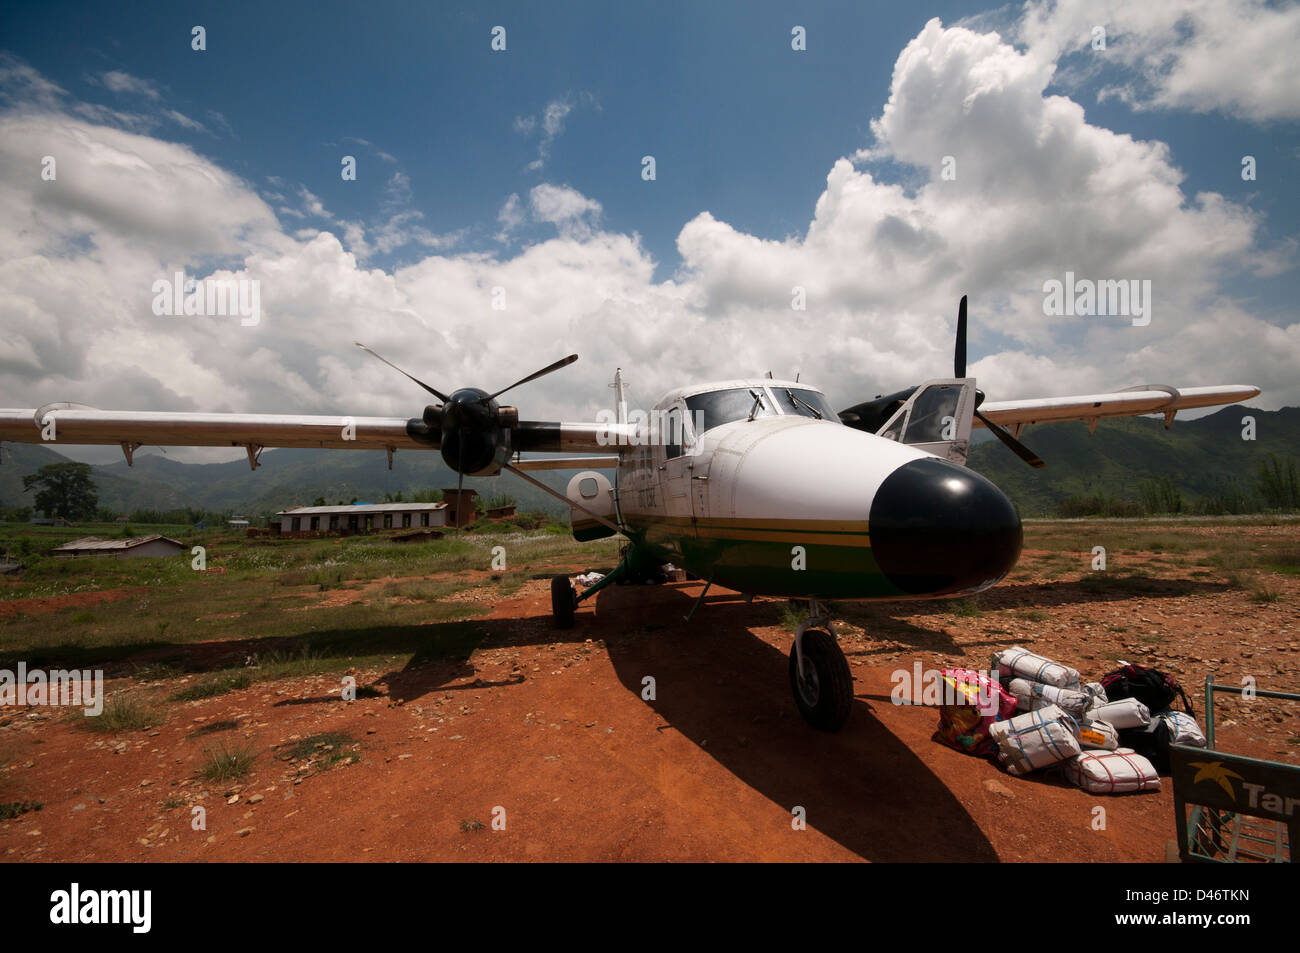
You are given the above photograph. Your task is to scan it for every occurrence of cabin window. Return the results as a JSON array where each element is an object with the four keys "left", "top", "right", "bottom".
[
  {"left": 663, "top": 408, "right": 683, "bottom": 459},
  {"left": 579, "top": 477, "right": 599, "bottom": 498}
]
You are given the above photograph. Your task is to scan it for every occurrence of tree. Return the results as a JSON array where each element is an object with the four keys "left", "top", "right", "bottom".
[
  {"left": 1256, "top": 455, "right": 1300, "bottom": 510},
  {"left": 22, "top": 462, "right": 98, "bottom": 521}
]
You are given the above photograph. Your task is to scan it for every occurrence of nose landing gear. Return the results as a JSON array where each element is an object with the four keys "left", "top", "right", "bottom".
[{"left": 789, "top": 600, "right": 853, "bottom": 731}]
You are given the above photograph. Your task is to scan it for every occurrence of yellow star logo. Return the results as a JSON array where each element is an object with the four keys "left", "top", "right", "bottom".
[{"left": 1190, "top": 761, "right": 1243, "bottom": 800}]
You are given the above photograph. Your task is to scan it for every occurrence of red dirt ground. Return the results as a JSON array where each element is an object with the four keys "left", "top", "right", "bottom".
[{"left": 1, "top": 545, "right": 1297, "bottom": 862}]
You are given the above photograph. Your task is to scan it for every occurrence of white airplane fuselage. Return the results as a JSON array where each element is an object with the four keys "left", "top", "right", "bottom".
[{"left": 582, "top": 379, "right": 1023, "bottom": 601}]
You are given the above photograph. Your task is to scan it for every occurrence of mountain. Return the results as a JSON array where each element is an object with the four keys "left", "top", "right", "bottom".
[
  {"left": 3, "top": 404, "right": 1295, "bottom": 520},
  {"left": 966, "top": 404, "right": 1298, "bottom": 515},
  {"left": 0, "top": 443, "right": 583, "bottom": 518}
]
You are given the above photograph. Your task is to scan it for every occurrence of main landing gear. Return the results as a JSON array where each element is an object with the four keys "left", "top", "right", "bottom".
[
  {"left": 788, "top": 599, "right": 853, "bottom": 732},
  {"left": 551, "top": 573, "right": 853, "bottom": 733}
]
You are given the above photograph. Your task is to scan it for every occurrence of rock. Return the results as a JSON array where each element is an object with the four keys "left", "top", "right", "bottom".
[
  {"left": 248, "top": 794, "right": 264, "bottom": 804},
  {"left": 236, "top": 827, "right": 253, "bottom": 837},
  {"left": 983, "top": 778, "right": 1015, "bottom": 798}
]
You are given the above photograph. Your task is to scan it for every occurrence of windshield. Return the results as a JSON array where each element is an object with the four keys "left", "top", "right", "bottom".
[
  {"left": 771, "top": 387, "right": 836, "bottom": 420},
  {"left": 685, "top": 388, "right": 771, "bottom": 433}
]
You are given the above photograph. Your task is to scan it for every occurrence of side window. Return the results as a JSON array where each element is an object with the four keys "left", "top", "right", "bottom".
[
  {"left": 903, "top": 385, "right": 961, "bottom": 444},
  {"left": 664, "top": 407, "right": 683, "bottom": 459}
]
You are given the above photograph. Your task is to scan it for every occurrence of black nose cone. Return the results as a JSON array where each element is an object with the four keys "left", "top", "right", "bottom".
[{"left": 869, "top": 458, "right": 1022, "bottom": 596}]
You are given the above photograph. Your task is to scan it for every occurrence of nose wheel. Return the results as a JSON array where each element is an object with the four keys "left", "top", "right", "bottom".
[{"left": 788, "top": 603, "right": 853, "bottom": 731}]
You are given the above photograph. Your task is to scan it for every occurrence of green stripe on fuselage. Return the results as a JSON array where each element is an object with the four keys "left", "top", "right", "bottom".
[{"left": 625, "top": 515, "right": 905, "bottom": 599}]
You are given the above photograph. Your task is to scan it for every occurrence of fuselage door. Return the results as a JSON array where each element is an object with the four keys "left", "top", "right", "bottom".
[
  {"left": 876, "top": 378, "right": 976, "bottom": 464},
  {"left": 659, "top": 403, "right": 694, "bottom": 522}
]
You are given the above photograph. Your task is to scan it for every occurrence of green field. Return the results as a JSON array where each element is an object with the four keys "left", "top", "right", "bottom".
[{"left": 0, "top": 520, "right": 621, "bottom": 695}]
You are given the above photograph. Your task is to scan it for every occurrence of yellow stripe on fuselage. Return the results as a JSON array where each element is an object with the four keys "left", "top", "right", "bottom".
[{"left": 632, "top": 515, "right": 871, "bottom": 548}]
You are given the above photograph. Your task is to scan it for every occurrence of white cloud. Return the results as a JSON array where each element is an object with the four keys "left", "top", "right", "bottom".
[
  {"left": 513, "top": 93, "right": 596, "bottom": 172},
  {"left": 529, "top": 183, "right": 602, "bottom": 238},
  {"left": 0, "top": 23, "right": 1296, "bottom": 470},
  {"left": 97, "top": 70, "right": 162, "bottom": 101},
  {"left": 1018, "top": 0, "right": 1300, "bottom": 122}
]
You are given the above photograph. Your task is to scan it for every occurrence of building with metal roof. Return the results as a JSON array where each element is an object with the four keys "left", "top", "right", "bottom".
[
  {"left": 52, "top": 535, "right": 187, "bottom": 559},
  {"left": 273, "top": 502, "right": 449, "bottom": 536}
]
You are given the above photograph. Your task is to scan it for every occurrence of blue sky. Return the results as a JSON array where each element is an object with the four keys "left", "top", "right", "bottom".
[
  {"left": 7, "top": 0, "right": 1292, "bottom": 295},
  {"left": 1, "top": 0, "right": 1297, "bottom": 461}
]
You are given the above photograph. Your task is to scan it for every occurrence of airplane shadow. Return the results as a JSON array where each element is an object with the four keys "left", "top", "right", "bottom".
[{"left": 586, "top": 583, "right": 998, "bottom": 861}]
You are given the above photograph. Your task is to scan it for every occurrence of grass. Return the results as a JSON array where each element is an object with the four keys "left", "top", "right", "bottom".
[
  {"left": 946, "top": 596, "right": 983, "bottom": 618},
  {"left": 277, "top": 732, "right": 361, "bottom": 771},
  {"left": 778, "top": 601, "right": 810, "bottom": 631},
  {"left": 171, "top": 670, "right": 255, "bottom": 701},
  {"left": 0, "top": 529, "right": 612, "bottom": 674},
  {"left": 79, "top": 693, "right": 164, "bottom": 733},
  {"left": 459, "top": 818, "right": 486, "bottom": 832},
  {"left": 199, "top": 739, "right": 257, "bottom": 781},
  {"left": 0, "top": 800, "right": 43, "bottom": 820},
  {"left": 1250, "top": 583, "right": 1283, "bottom": 604}
]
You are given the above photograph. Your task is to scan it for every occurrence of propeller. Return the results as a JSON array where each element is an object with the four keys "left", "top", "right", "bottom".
[
  {"left": 354, "top": 343, "right": 452, "bottom": 403},
  {"left": 954, "top": 294, "right": 967, "bottom": 379},
  {"left": 357, "top": 343, "right": 578, "bottom": 481},
  {"left": 839, "top": 295, "right": 1045, "bottom": 468},
  {"left": 951, "top": 296, "right": 1045, "bottom": 468},
  {"left": 487, "top": 354, "right": 577, "bottom": 401}
]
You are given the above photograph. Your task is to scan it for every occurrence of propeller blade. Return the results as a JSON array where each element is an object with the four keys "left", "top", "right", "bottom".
[
  {"left": 456, "top": 437, "right": 465, "bottom": 500},
  {"left": 487, "top": 354, "right": 578, "bottom": 401},
  {"left": 975, "top": 408, "right": 1044, "bottom": 468},
  {"left": 355, "top": 343, "right": 453, "bottom": 403},
  {"left": 955, "top": 295, "right": 967, "bottom": 379}
]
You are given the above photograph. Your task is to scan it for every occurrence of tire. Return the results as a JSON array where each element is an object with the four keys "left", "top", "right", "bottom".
[
  {"left": 550, "top": 575, "right": 576, "bottom": 629},
  {"left": 788, "top": 628, "right": 853, "bottom": 731}
]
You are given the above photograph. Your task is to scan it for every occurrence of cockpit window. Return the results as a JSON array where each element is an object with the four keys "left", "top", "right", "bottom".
[
  {"left": 772, "top": 387, "right": 835, "bottom": 420},
  {"left": 903, "top": 384, "right": 961, "bottom": 443},
  {"left": 685, "top": 388, "right": 771, "bottom": 434}
]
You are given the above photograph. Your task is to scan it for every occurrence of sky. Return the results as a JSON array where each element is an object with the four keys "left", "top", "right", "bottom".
[{"left": 1, "top": 0, "right": 1297, "bottom": 463}]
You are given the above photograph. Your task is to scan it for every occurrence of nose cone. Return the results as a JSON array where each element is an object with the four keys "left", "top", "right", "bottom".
[{"left": 869, "top": 458, "right": 1022, "bottom": 597}]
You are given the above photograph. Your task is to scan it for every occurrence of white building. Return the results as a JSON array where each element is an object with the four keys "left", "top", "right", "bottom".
[{"left": 274, "top": 502, "right": 448, "bottom": 536}]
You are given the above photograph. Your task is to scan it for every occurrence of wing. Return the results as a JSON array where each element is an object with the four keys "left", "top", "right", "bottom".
[
  {"left": 0, "top": 404, "right": 634, "bottom": 466},
  {"left": 974, "top": 384, "right": 1260, "bottom": 435}
]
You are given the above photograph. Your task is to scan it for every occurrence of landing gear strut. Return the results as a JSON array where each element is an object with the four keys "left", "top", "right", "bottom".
[
  {"left": 550, "top": 576, "right": 577, "bottom": 629},
  {"left": 788, "top": 599, "right": 853, "bottom": 731}
]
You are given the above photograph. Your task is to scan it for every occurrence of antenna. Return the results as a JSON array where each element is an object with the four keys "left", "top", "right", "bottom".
[{"left": 609, "top": 368, "right": 628, "bottom": 426}]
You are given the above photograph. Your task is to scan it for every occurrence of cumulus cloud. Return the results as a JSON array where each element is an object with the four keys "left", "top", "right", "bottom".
[{"left": 1017, "top": 0, "right": 1300, "bottom": 122}]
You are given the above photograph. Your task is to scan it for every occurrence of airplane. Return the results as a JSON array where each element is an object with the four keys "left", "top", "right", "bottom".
[{"left": 0, "top": 297, "right": 1260, "bottom": 732}]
